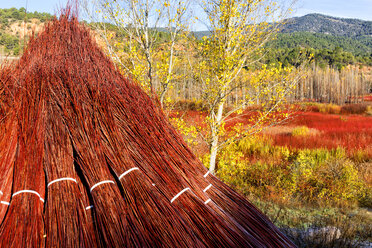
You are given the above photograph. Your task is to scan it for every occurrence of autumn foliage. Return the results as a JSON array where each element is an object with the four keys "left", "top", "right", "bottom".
[{"left": 0, "top": 9, "right": 296, "bottom": 247}]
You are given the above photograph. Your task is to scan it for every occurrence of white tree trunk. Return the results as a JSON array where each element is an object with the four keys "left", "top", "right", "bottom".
[{"left": 209, "top": 101, "right": 225, "bottom": 174}]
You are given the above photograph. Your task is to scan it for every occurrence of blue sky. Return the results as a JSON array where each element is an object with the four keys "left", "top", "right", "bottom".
[
  {"left": 0, "top": 0, "right": 65, "bottom": 15},
  {"left": 294, "top": 0, "right": 372, "bottom": 20},
  {"left": 1, "top": 0, "right": 372, "bottom": 21}
]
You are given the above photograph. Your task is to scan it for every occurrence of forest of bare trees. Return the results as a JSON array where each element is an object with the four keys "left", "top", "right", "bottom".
[
  {"left": 151, "top": 63, "right": 372, "bottom": 107},
  {"left": 293, "top": 64, "right": 372, "bottom": 104}
]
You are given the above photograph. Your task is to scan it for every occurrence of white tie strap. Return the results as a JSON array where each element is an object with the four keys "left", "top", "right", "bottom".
[
  {"left": 203, "top": 184, "right": 212, "bottom": 192},
  {"left": 47, "top": 177, "right": 77, "bottom": 187},
  {"left": 85, "top": 205, "right": 93, "bottom": 210},
  {"left": 1, "top": 201, "right": 10, "bottom": 206},
  {"left": 119, "top": 167, "right": 139, "bottom": 180},
  {"left": 90, "top": 180, "right": 115, "bottom": 192},
  {"left": 204, "top": 199, "right": 211, "bottom": 204},
  {"left": 171, "top": 188, "right": 190, "bottom": 203},
  {"left": 12, "top": 190, "right": 44, "bottom": 203},
  {"left": 0, "top": 190, "right": 3, "bottom": 195},
  {"left": 203, "top": 171, "right": 210, "bottom": 178}
]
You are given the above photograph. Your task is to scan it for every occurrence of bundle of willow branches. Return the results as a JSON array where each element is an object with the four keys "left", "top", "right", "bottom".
[{"left": 0, "top": 7, "right": 296, "bottom": 248}]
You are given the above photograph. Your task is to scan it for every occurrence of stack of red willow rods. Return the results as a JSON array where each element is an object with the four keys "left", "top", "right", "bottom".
[{"left": 0, "top": 8, "right": 296, "bottom": 247}]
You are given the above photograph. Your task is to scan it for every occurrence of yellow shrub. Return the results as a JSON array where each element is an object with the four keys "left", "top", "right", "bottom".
[
  {"left": 366, "top": 105, "right": 372, "bottom": 116},
  {"left": 319, "top": 103, "right": 341, "bottom": 114},
  {"left": 292, "top": 126, "right": 310, "bottom": 137},
  {"left": 238, "top": 135, "right": 274, "bottom": 157},
  {"left": 216, "top": 137, "right": 367, "bottom": 207}
]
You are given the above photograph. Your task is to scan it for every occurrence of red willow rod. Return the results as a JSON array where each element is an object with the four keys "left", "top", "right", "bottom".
[
  {"left": 44, "top": 100, "right": 97, "bottom": 247},
  {"left": 0, "top": 66, "right": 17, "bottom": 225},
  {"left": 0, "top": 62, "right": 46, "bottom": 247}
]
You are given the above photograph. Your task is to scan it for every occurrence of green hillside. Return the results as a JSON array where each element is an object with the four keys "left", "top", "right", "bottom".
[
  {"left": 0, "top": 7, "right": 52, "bottom": 23},
  {"left": 271, "top": 32, "right": 372, "bottom": 56},
  {"left": 0, "top": 8, "right": 52, "bottom": 56},
  {"left": 266, "top": 32, "right": 372, "bottom": 67}
]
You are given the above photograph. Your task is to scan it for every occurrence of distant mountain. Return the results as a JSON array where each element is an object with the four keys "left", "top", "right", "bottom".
[
  {"left": 193, "top": 30, "right": 211, "bottom": 40},
  {"left": 281, "top": 13, "right": 372, "bottom": 37},
  {"left": 194, "top": 14, "right": 372, "bottom": 39},
  {"left": 272, "top": 14, "right": 372, "bottom": 57}
]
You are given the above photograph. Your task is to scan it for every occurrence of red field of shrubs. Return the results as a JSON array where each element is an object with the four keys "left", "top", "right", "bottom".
[
  {"left": 271, "top": 112, "right": 372, "bottom": 157},
  {"left": 171, "top": 102, "right": 372, "bottom": 159}
]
